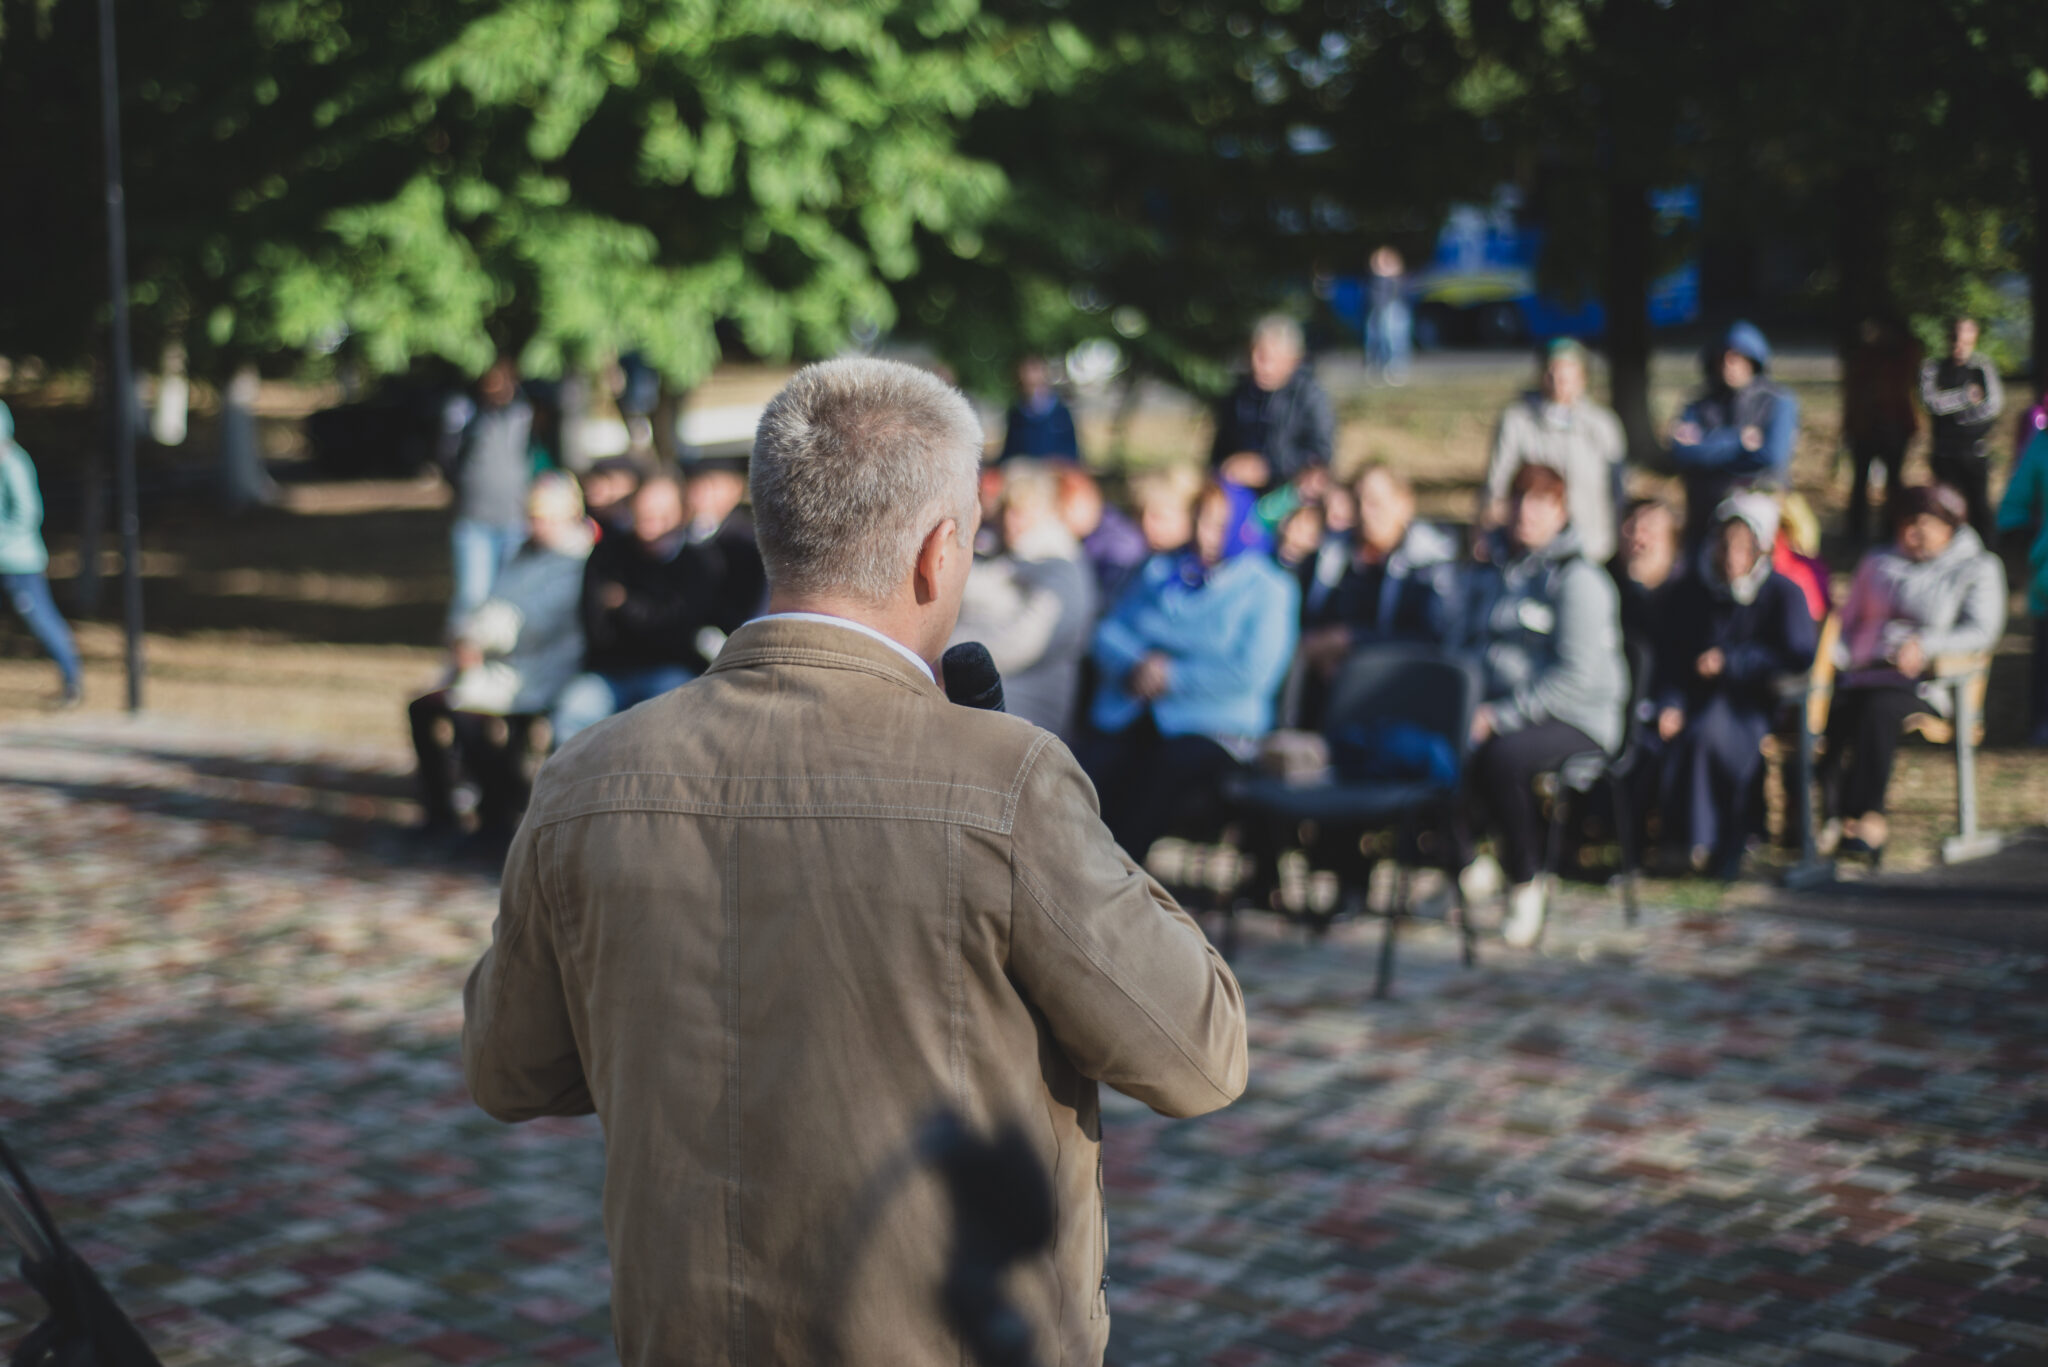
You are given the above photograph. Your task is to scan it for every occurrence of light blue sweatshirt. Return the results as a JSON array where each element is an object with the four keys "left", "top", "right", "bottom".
[{"left": 1091, "top": 550, "right": 1300, "bottom": 740}]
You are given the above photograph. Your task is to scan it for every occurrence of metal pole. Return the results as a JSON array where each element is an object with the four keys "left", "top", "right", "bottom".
[{"left": 97, "top": 0, "right": 145, "bottom": 712}]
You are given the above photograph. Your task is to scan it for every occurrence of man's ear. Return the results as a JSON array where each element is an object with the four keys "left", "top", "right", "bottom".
[{"left": 913, "top": 517, "right": 959, "bottom": 606}]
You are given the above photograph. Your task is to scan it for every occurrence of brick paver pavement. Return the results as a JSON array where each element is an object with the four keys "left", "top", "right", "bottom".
[{"left": 4, "top": 718, "right": 2046, "bottom": 1366}]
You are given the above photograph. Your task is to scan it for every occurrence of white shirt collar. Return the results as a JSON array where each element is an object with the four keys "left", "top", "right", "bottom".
[{"left": 753, "top": 612, "right": 938, "bottom": 681}]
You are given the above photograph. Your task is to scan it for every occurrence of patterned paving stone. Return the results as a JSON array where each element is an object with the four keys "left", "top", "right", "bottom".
[{"left": 4, "top": 718, "right": 2047, "bottom": 1365}]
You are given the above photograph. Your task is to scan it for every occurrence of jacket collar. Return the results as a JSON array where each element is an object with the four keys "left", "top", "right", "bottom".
[{"left": 707, "top": 616, "right": 945, "bottom": 699}]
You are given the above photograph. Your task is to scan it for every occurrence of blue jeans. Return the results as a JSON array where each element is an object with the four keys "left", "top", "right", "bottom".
[
  {"left": 2, "top": 572, "right": 81, "bottom": 692},
  {"left": 449, "top": 519, "right": 525, "bottom": 627},
  {"left": 552, "top": 665, "right": 696, "bottom": 743}
]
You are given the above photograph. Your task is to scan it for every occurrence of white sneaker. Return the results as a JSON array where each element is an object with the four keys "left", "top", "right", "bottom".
[
  {"left": 1501, "top": 879, "right": 1549, "bottom": 948},
  {"left": 1459, "top": 853, "right": 1503, "bottom": 905}
]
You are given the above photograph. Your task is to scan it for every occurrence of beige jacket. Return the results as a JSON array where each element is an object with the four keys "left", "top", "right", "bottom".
[{"left": 462, "top": 617, "right": 1247, "bottom": 1366}]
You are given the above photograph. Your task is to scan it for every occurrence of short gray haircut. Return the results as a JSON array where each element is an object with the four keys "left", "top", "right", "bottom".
[
  {"left": 751, "top": 358, "right": 983, "bottom": 604},
  {"left": 1252, "top": 313, "right": 1305, "bottom": 354}
]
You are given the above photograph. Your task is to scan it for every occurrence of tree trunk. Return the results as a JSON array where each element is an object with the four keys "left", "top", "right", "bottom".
[
  {"left": 2031, "top": 105, "right": 2048, "bottom": 401},
  {"left": 1601, "top": 171, "right": 1656, "bottom": 462}
]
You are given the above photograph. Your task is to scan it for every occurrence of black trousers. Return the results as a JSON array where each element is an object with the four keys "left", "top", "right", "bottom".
[
  {"left": 1077, "top": 717, "right": 1243, "bottom": 864},
  {"left": 1819, "top": 681, "right": 1923, "bottom": 820},
  {"left": 1457, "top": 719, "right": 1602, "bottom": 885},
  {"left": 1930, "top": 451, "right": 1995, "bottom": 542},
  {"left": 408, "top": 691, "right": 542, "bottom": 834},
  {"left": 1847, "top": 434, "right": 1909, "bottom": 547},
  {"left": 2034, "top": 618, "right": 2048, "bottom": 733}
]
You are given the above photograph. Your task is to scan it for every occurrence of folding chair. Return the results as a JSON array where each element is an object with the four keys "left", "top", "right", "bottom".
[{"left": 1227, "top": 645, "right": 1483, "bottom": 999}]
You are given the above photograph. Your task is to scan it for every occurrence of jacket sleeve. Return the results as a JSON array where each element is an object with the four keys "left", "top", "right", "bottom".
[
  {"left": 1668, "top": 400, "right": 1746, "bottom": 469},
  {"left": 1761, "top": 390, "right": 1799, "bottom": 477},
  {"left": 1494, "top": 561, "right": 1621, "bottom": 737},
  {"left": 0, "top": 450, "right": 40, "bottom": 539},
  {"left": 1997, "top": 433, "right": 2047, "bottom": 534},
  {"left": 1007, "top": 738, "right": 1248, "bottom": 1117},
  {"left": 1092, "top": 570, "right": 1156, "bottom": 678},
  {"left": 1916, "top": 553, "right": 2008, "bottom": 659},
  {"left": 462, "top": 822, "right": 595, "bottom": 1122},
  {"left": 1290, "top": 380, "right": 1337, "bottom": 474},
  {"left": 1974, "top": 360, "right": 2006, "bottom": 426},
  {"left": 1482, "top": 411, "right": 1518, "bottom": 508}
]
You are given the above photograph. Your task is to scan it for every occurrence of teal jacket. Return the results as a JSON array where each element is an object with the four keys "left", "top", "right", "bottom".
[
  {"left": 1997, "top": 429, "right": 2048, "bottom": 615},
  {"left": 0, "top": 402, "right": 51, "bottom": 576}
]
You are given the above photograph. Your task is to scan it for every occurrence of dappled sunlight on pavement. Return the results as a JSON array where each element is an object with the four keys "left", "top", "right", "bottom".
[{"left": 4, "top": 720, "right": 2046, "bottom": 1366}]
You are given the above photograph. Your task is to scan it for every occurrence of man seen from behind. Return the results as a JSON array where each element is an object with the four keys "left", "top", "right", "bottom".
[{"left": 462, "top": 357, "right": 1248, "bottom": 1367}]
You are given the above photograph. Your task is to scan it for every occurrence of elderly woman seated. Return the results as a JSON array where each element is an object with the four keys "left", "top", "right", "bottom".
[
  {"left": 1651, "top": 493, "right": 1818, "bottom": 878},
  {"left": 1821, "top": 483, "right": 2007, "bottom": 865},
  {"left": 1455, "top": 462, "right": 1628, "bottom": 946},
  {"left": 1081, "top": 478, "right": 1300, "bottom": 863}
]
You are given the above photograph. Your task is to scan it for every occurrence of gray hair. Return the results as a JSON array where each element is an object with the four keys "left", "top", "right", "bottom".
[
  {"left": 751, "top": 358, "right": 983, "bottom": 604},
  {"left": 1251, "top": 313, "right": 1304, "bottom": 355}
]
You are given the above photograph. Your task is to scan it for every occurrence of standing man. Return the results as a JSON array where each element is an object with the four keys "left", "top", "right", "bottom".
[
  {"left": 679, "top": 453, "right": 768, "bottom": 650},
  {"left": 441, "top": 356, "right": 536, "bottom": 626},
  {"left": 1210, "top": 314, "right": 1336, "bottom": 492},
  {"left": 1479, "top": 339, "right": 1627, "bottom": 562},
  {"left": 1669, "top": 322, "right": 1799, "bottom": 548},
  {"left": 0, "top": 401, "right": 82, "bottom": 707},
  {"left": 463, "top": 358, "right": 1245, "bottom": 1367},
  {"left": 1920, "top": 315, "right": 2004, "bottom": 540}
]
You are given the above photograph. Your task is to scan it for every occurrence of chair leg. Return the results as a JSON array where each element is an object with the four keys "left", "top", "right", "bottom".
[
  {"left": 1373, "top": 870, "right": 1407, "bottom": 1000},
  {"left": 1610, "top": 777, "right": 1640, "bottom": 926},
  {"left": 1456, "top": 881, "right": 1478, "bottom": 968},
  {"left": 1219, "top": 902, "right": 1240, "bottom": 960}
]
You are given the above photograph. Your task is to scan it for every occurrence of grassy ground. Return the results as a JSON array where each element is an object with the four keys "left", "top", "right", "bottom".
[{"left": 2, "top": 350, "right": 2040, "bottom": 884}]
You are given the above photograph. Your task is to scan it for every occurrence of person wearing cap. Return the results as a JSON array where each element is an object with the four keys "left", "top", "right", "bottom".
[
  {"left": 1919, "top": 315, "right": 2004, "bottom": 540},
  {"left": 1649, "top": 492, "right": 1818, "bottom": 877},
  {"left": 1668, "top": 321, "right": 1799, "bottom": 547},
  {"left": 1479, "top": 339, "right": 1627, "bottom": 561},
  {"left": 1821, "top": 483, "right": 2007, "bottom": 864}
]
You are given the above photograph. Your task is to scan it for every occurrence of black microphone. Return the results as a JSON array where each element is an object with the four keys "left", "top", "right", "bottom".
[{"left": 942, "top": 642, "right": 1006, "bottom": 713}]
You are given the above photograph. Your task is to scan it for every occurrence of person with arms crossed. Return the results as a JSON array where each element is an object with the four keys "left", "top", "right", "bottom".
[{"left": 462, "top": 358, "right": 1247, "bottom": 1367}]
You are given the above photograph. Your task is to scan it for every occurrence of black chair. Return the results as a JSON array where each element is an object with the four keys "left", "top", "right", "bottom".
[
  {"left": 1227, "top": 645, "right": 1484, "bottom": 999},
  {"left": 1536, "top": 639, "right": 1653, "bottom": 927}
]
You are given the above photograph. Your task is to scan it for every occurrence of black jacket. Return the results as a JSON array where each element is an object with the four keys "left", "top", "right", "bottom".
[
  {"left": 1209, "top": 367, "right": 1336, "bottom": 486},
  {"left": 580, "top": 516, "right": 765, "bottom": 676},
  {"left": 1652, "top": 569, "right": 1817, "bottom": 720}
]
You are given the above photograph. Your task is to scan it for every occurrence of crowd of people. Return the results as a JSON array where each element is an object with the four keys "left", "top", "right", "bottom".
[{"left": 381, "top": 315, "right": 2030, "bottom": 929}]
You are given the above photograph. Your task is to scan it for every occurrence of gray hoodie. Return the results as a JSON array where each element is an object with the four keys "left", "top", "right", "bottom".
[
  {"left": 1458, "top": 526, "right": 1627, "bottom": 753},
  {"left": 1838, "top": 526, "right": 2007, "bottom": 714}
]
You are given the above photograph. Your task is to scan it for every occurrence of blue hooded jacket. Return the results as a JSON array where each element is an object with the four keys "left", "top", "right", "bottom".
[{"left": 1670, "top": 321, "right": 1799, "bottom": 481}]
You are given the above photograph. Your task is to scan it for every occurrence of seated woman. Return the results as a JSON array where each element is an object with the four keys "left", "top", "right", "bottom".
[
  {"left": 1292, "top": 463, "right": 1459, "bottom": 728},
  {"left": 1456, "top": 462, "right": 1628, "bottom": 946},
  {"left": 1822, "top": 483, "right": 2007, "bottom": 864},
  {"left": 1082, "top": 478, "right": 1300, "bottom": 862},
  {"left": 410, "top": 472, "right": 593, "bottom": 848},
  {"left": 1652, "top": 493, "right": 1818, "bottom": 878}
]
